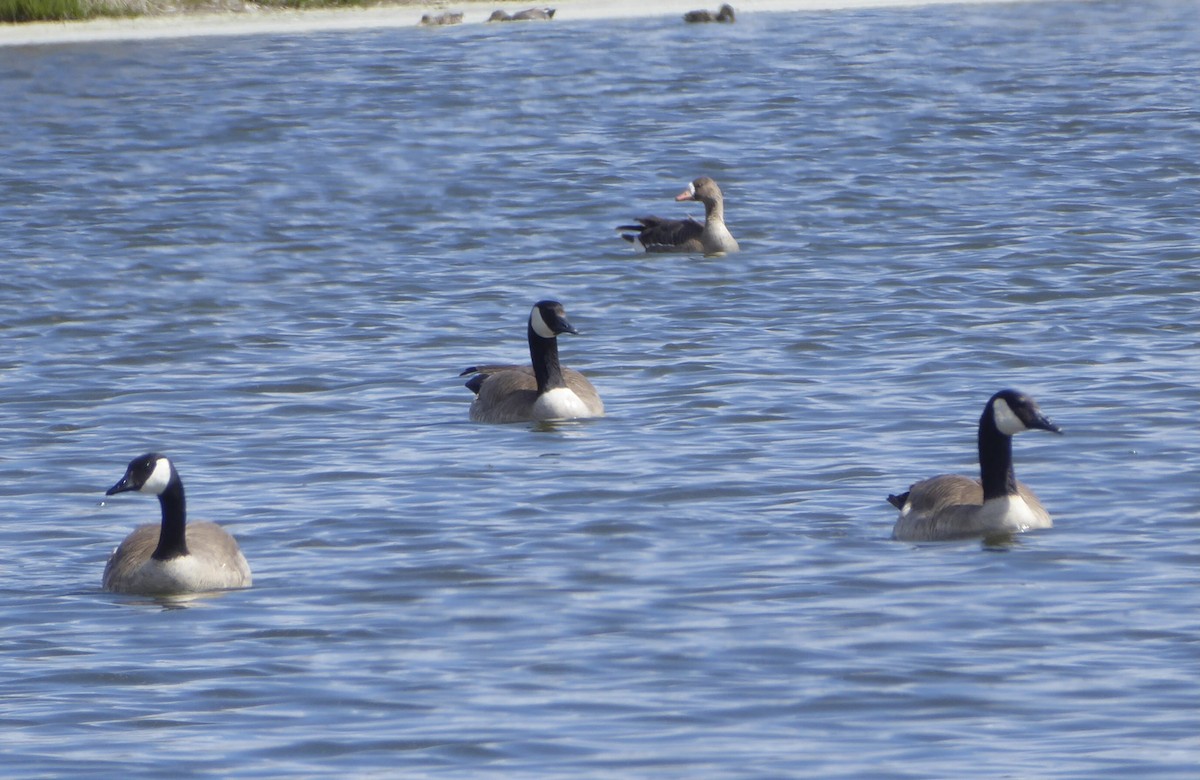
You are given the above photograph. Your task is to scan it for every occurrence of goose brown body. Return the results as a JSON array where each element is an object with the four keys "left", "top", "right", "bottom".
[
  {"left": 463, "top": 364, "right": 602, "bottom": 424},
  {"left": 488, "top": 7, "right": 555, "bottom": 21},
  {"left": 104, "top": 521, "right": 251, "bottom": 595},
  {"left": 889, "top": 475, "right": 1052, "bottom": 542},
  {"left": 684, "top": 3, "right": 735, "bottom": 22},
  {"left": 420, "top": 11, "right": 463, "bottom": 25}
]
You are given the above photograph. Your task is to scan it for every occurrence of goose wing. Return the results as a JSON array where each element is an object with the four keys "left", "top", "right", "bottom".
[
  {"left": 102, "top": 523, "right": 161, "bottom": 592},
  {"left": 617, "top": 216, "right": 705, "bottom": 253},
  {"left": 465, "top": 368, "right": 540, "bottom": 423},
  {"left": 460, "top": 364, "right": 532, "bottom": 395},
  {"left": 896, "top": 474, "right": 983, "bottom": 516},
  {"left": 890, "top": 474, "right": 985, "bottom": 541}
]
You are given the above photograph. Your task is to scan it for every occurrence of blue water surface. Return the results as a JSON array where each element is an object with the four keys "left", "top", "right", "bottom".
[{"left": 1, "top": 0, "right": 1198, "bottom": 776}]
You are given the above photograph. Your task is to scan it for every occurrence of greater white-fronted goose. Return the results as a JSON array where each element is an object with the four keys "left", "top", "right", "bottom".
[
  {"left": 102, "top": 453, "right": 252, "bottom": 595},
  {"left": 684, "top": 3, "right": 735, "bottom": 22},
  {"left": 889, "top": 389, "right": 1062, "bottom": 542},
  {"left": 618, "top": 176, "right": 740, "bottom": 255},
  {"left": 460, "top": 300, "right": 604, "bottom": 424}
]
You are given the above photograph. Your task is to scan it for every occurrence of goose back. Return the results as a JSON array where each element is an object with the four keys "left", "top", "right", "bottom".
[
  {"left": 103, "top": 521, "right": 252, "bottom": 595},
  {"left": 890, "top": 475, "right": 1051, "bottom": 542},
  {"left": 463, "top": 365, "right": 603, "bottom": 424},
  {"left": 619, "top": 216, "right": 706, "bottom": 253}
]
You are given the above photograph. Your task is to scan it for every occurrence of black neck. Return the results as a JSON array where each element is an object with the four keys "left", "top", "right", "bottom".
[
  {"left": 528, "top": 322, "right": 566, "bottom": 393},
  {"left": 978, "top": 411, "right": 1018, "bottom": 500},
  {"left": 151, "top": 477, "right": 189, "bottom": 560}
]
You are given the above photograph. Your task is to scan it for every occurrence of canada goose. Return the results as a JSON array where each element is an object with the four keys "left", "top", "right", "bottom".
[
  {"left": 889, "top": 389, "right": 1062, "bottom": 542},
  {"left": 420, "top": 11, "right": 463, "bottom": 25},
  {"left": 488, "top": 7, "right": 555, "bottom": 21},
  {"left": 618, "top": 177, "right": 740, "bottom": 255},
  {"left": 102, "top": 453, "right": 252, "bottom": 595},
  {"left": 460, "top": 300, "right": 604, "bottom": 424},
  {"left": 684, "top": 3, "right": 735, "bottom": 22}
]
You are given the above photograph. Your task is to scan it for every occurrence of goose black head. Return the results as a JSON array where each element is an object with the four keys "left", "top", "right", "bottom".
[
  {"left": 107, "top": 453, "right": 175, "bottom": 497},
  {"left": 529, "top": 300, "right": 579, "bottom": 339},
  {"left": 988, "top": 389, "right": 1061, "bottom": 436}
]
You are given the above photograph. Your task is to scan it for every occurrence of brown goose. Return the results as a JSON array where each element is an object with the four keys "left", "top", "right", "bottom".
[
  {"left": 460, "top": 300, "right": 604, "bottom": 424},
  {"left": 889, "top": 389, "right": 1062, "bottom": 542},
  {"left": 618, "top": 176, "right": 740, "bottom": 255},
  {"left": 102, "top": 453, "right": 252, "bottom": 595},
  {"left": 420, "top": 11, "right": 464, "bottom": 25},
  {"left": 684, "top": 3, "right": 735, "bottom": 22},
  {"left": 488, "top": 7, "right": 555, "bottom": 21}
]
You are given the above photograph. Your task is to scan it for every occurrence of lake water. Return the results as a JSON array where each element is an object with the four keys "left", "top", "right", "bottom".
[{"left": 1, "top": 0, "right": 1198, "bottom": 776}]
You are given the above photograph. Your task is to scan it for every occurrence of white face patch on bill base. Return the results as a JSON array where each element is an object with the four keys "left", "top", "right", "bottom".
[
  {"left": 139, "top": 457, "right": 174, "bottom": 495},
  {"left": 991, "top": 397, "right": 1028, "bottom": 436},
  {"left": 530, "top": 306, "right": 558, "bottom": 339}
]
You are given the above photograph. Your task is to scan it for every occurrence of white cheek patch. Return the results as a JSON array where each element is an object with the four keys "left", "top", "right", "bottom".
[
  {"left": 530, "top": 306, "right": 557, "bottom": 339},
  {"left": 992, "top": 398, "right": 1027, "bottom": 436},
  {"left": 140, "top": 458, "right": 173, "bottom": 495}
]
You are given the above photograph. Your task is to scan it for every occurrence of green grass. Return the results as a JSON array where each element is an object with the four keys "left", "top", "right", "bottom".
[
  {"left": 0, "top": 0, "right": 398, "bottom": 23},
  {"left": 0, "top": 0, "right": 110, "bottom": 22},
  {"left": 265, "top": 0, "right": 384, "bottom": 7}
]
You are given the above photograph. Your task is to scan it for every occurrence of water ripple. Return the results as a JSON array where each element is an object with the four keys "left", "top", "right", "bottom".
[{"left": 0, "top": 1, "right": 1198, "bottom": 777}]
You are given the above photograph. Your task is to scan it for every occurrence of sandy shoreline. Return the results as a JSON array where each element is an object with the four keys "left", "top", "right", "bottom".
[{"left": 0, "top": 0, "right": 1014, "bottom": 47}]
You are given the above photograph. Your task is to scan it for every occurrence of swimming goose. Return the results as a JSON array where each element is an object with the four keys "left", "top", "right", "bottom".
[
  {"left": 618, "top": 176, "right": 740, "bottom": 255},
  {"left": 420, "top": 11, "right": 464, "bottom": 25},
  {"left": 488, "top": 7, "right": 555, "bottom": 21},
  {"left": 889, "top": 389, "right": 1062, "bottom": 542},
  {"left": 460, "top": 300, "right": 604, "bottom": 424},
  {"left": 684, "top": 3, "right": 735, "bottom": 22},
  {"left": 102, "top": 453, "right": 252, "bottom": 595}
]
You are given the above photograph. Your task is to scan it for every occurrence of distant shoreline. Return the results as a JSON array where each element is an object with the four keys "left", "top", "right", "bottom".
[{"left": 0, "top": 0, "right": 1021, "bottom": 47}]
